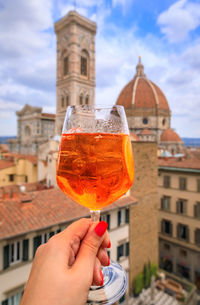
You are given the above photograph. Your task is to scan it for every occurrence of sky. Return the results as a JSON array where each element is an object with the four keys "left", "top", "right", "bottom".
[{"left": 0, "top": 0, "right": 200, "bottom": 137}]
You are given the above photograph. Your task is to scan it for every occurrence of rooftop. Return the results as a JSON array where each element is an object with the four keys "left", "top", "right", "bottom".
[
  {"left": 158, "top": 150, "right": 200, "bottom": 171},
  {"left": 0, "top": 188, "right": 136, "bottom": 240}
]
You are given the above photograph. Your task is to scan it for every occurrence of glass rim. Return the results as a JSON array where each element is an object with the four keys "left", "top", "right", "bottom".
[{"left": 67, "top": 104, "right": 125, "bottom": 110}]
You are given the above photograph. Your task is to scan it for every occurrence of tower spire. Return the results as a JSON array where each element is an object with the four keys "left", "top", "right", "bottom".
[{"left": 135, "top": 56, "right": 146, "bottom": 77}]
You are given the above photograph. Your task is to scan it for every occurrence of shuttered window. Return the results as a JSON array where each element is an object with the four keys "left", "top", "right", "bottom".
[
  {"left": 3, "top": 239, "right": 29, "bottom": 269},
  {"left": 23, "top": 239, "right": 29, "bottom": 261},
  {"left": 176, "top": 199, "right": 187, "bottom": 215},
  {"left": 33, "top": 235, "right": 42, "bottom": 257},
  {"left": 179, "top": 177, "right": 187, "bottom": 190}
]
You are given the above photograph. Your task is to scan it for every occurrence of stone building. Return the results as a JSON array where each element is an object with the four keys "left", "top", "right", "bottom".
[
  {"left": 158, "top": 150, "right": 200, "bottom": 289},
  {"left": 116, "top": 57, "right": 183, "bottom": 154},
  {"left": 54, "top": 11, "right": 96, "bottom": 134},
  {"left": 8, "top": 104, "right": 55, "bottom": 155}
]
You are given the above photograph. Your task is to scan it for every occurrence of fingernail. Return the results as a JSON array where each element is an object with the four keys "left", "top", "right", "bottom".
[
  {"left": 107, "top": 256, "right": 110, "bottom": 266},
  {"left": 95, "top": 221, "right": 108, "bottom": 237},
  {"left": 107, "top": 240, "right": 111, "bottom": 248},
  {"left": 100, "top": 269, "right": 104, "bottom": 286}
]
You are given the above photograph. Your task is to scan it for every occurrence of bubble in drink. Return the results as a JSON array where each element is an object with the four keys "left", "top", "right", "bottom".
[{"left": 56, "top": 133, "right": 134, "bottom": 210}]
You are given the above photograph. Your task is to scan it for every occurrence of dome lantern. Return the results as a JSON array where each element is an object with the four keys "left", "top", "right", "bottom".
[{"left": 136, "top": 56, "right": 146, "bottom": 77}]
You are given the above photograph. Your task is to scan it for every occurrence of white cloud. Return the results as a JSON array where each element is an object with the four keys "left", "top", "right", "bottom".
[{"left": 157, "top": 0, "right": 200, "bottom": 43}]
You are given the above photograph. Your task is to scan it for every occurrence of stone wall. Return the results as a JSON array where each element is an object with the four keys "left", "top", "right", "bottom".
[{"left": 129, "top": 141, "right": 159, "bottom": 294}]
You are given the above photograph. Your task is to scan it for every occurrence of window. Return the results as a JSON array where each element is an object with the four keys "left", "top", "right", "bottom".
[
  {"left": 161, "top": 219, "right": 172, "bottom": 236},
  {"left": 177, "top": 224, "right": 189, "bottom": 241},
  {"left": 195, "top": 229, "right": 200, "bottom": 246},
  {"left": 194, "top": 202, "right": 200, "bottom": 219},
  {"left": 161, "top": 196, "right": 171, "bottom": 211},
  {"left": 197, "top": 179, "right": 200, "bottom": 193},
  {"left": 63, "top": 57, "right": 68, "bottom": 76},
  {"left": 162, "top": 118, "right": 166, "bottom": 126},
  {"left": 66, "top": 95, "right": 69, "bottom": 106},
  {"left": 176, "top": 199, "right": 187, "bottom": 214},
  {"left": 179, "top": 177, "right": 187, "bottom": 191},
  {"left": 79, "top": 95, "right": 83, "bottom": 105},
  {"left": 25, "top": 175, "right": 28, "bottom": 183},
  {"left": 117, "top": 242, "right": 129, "bottom": 261},
  {"left": 85, "top": 95, "right": 89, "bottom": 104},
  {"left": 81, "top": 56, "right": 87, "bottom": 76},
  {"left": 61, "top": 96, "right": 65, "bottom": 108},
  {"left": 9, "top": 174, "right": 14, "bottom": 182},
  {"left": 2, "top": 291, "right": 23, "bottom": 305},
  {"left": 143, "top": 118, "right": 148, "bottom": 124},
  {"left": 100, "top": 214, "right": 110, "bottom": 230},
  {"left": 118, "top": 210, "right": 121, "bottom": 226},
  {"left": 125, "top": 208, "right": 129, "bottom": 224},
  {"left": 163, "top": 176, "right": 170, "bottom": 188},
  {"left": 3, "top": 239, "right": 29, "bottom": 269}
]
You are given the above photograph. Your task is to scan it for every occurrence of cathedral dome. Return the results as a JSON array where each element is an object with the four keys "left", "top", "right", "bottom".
[
  {"left": 160, "top": 128, "right": 182, "bottom": 143},
  {"left": 116, "top": 57, "right": 170, "bottom": 113}
]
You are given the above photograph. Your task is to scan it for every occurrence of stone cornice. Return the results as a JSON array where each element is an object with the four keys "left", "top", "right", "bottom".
[{"left": 54, "top": 11, "right": 96, "bottom": 34}]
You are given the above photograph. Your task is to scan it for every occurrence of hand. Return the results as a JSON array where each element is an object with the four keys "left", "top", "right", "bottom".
[{"left": 20, "top": 218, "right": 110, "bottom": 305}]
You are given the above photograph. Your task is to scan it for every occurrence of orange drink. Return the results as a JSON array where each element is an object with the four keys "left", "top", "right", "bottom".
[{"left": 56, "top": 133, "right": 134, "bottom": 210}]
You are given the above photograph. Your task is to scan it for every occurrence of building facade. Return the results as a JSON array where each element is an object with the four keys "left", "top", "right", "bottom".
[
  {"left": 158, "top": 151, "right": 200, "bottom": 289},
  {"left": 8, "top": 104, "right": 55, "bottom": 155},
  {"left": 0, "top": 154, "right": 37, "bottom": 187},
  {"left": 54, "top": 11, "right": 96, "bottom": 135}
]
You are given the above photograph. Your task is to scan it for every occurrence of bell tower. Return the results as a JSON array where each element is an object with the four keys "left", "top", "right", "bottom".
[{"left": 54, "top": 11, "right": 96, "bottom": 134}]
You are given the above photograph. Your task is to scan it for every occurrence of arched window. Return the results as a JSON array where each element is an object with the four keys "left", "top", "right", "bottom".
[
  {"left": 162, "top": 118, "right": 166, "bottom": 126},
  {"left": 85, "top": 95, "right": 89, "bottom": 104},
  {"left": 25, "top": 126, "right": 31, "bottom": 136},
  {"left": 80, "top": 94, "right": 83, "bottom": 105},
  {"left": 66, "top": 95, "right": 69, "bottom": 106},
  {"left": 63, "top": 56, "right": 68, "bottom": 76},
  {"left": 80, "top": 50, "right": 89, "bottom": 77},
  {"left": 61, "top": 96, "right": 65, "bottom": 108}
]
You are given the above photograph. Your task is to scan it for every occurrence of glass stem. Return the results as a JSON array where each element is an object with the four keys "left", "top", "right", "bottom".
[{"left": 90, "top": 210, "right": 100, "bottom": 222}]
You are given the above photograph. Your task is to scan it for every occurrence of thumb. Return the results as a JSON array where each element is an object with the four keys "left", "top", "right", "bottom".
[{"left": 73, "top": 221, "right": 108, "bottom": 275}]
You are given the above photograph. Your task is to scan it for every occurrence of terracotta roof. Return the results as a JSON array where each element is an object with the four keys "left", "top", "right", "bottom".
[
  {"left": 139, "top": 129, "right": 153, "bottom": 135},
  {"left": 42, "top": 113, "right": 56, "bottom": 119},
  {"left": 158, "top": 151, "right": 200, "bottom": 170},
  {"left": 3, "top": 153, "right": 37, "bottom": 165},
  {"left": 0, "top": 188, "right": 136, "bottom": 240},
  {"left": 160, "top": 129, "right": 182, "bottom": 143},
  {"left": 130, "top": 132, "right": 141, "bottom": 141},
  {"left": 116, "top": 59, "right": 170, "bottom": 112},
  {"left": 0, "top": 160, "right": 15, "bottom": 170}
]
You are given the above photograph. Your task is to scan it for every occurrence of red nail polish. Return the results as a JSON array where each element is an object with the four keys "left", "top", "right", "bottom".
[
  {"left": 107, "top": 240, "right": 111, "bottom": 248},
  {"left": 107, "top": 256, "right": 110, "bottom": 266},
  {"left": 100, "top": 269, "right": 104, "bottom": 286},
  {"left": 95, "top": 221, "right": 108, "bottom": 237}
]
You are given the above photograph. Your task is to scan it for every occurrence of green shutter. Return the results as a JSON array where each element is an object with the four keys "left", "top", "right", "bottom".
[
  {"left": 126, "top": 242, "right": 129, "bottom": 256},
  {"left": 106, "top": 214, "right": 110, "bottom": 230},
  {"left": 125, "top": 209, "right": 129, "bottom": 223},
  {"left": 2, "top": 299, "right": 8, "bottom": 305},
  {"left": 33, "top": 235, "right": 42, "bottom": 257},
  {"left": 23, "top": 239, "right": 29, "bottom": 261},
  {"left": 117, "top": 211, "right": 121, "bottom": 227},
  {"left": 3, "top": 245, "right": 9, "bottom": 269},
  {"left": 49, "top": 232, "right": 54, "bottom": 238}
]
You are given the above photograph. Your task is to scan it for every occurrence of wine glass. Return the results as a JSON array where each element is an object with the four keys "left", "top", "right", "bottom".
[{"left": 56, "top": 105, "right": 134, "bottom": 304}]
